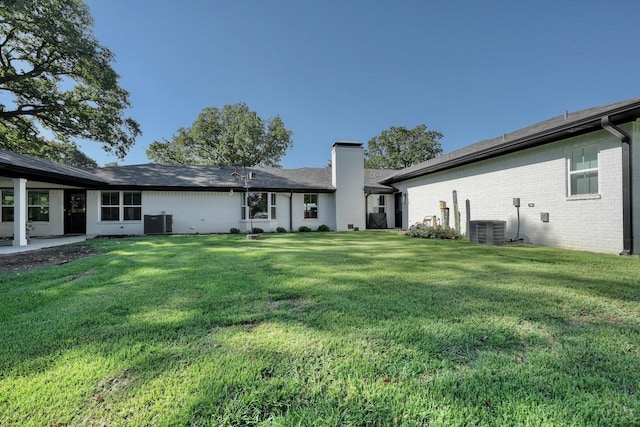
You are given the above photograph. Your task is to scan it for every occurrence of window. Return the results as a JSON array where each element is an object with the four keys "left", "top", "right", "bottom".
[
  {"left": 271, "top": 193, "right": 277, "bottom": 220},
  {"left": 304, "top": 194, "right": 318, "bottom": 219},
  {"left": 250, "top": 192, "right": 268, "bottom": 219},
  {"left": 28, "top": 191, "right": 49, "bottom": 221},
  {"left": 374, "top": 195, "right": 386, "bottom": 213},
  {"left": 1, "top": 190, "right": 49, "bottom": 222},
  {"left": 242, "top": 192, "right": 276, "bottom": 220},
  {"left": 123, "top": 191, "right": 142, "bottom": 220},
  {"left": 101, "top": 191, "right": 142, "bottom": 221},
  {"left": 568, "top": 145, "right": 598, "bottom": 195},
  {"left": 101, "top": 191, "right": 120, "bottom": 221},
  {"left": 1, "top": 190, "right": 14, "bottom": 222}
]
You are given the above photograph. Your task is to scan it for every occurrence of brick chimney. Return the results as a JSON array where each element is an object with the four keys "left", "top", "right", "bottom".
[{"left": 331, "top": 142, "right": 365, "bottom": 231}]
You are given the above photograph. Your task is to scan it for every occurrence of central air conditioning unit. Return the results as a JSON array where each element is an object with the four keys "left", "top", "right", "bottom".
[
  {"left": 469, "top": 220, "right": 506, "bottom": 245},
  {"left": 144, "top": 214, "right": 173, "bottom": 235}
]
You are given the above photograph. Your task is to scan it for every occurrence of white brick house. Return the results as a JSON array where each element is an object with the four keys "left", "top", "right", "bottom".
[
  {"left": 383, "top": 97, "right": 640, "bottom": 254},
  {"left": 0, "top": 142, "right": 398, "bottom": 247},
  {"left": 2, "top": 97, "right": 640, "bottom": 254}
]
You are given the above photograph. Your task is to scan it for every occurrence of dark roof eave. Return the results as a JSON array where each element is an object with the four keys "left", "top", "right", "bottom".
[
  {"left": 100, "top": 185, "right": 337, "bottom": 193},
  {"left": 0, "top": 165, "right": 106, "bottom": 187},
  {"left": 365, "top": 186, "right": 396, "bottom": 194},
  {"left": 383, "top": 102, "right": 640, "bottom": 184}
]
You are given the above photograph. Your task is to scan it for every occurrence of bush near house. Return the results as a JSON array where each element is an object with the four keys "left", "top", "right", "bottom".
[
  {"left": 276, "top": 227, "right": 287, "bottom": 233},
  {"left": 406, "top": 222, "right": 462, "bottom": 239},
  {"left": 251, "top": 227, "right": 264, "bottom": 234},
  {"left": 298, "top": 226, "right": 312, "bottom": 232},
  {"left": 317, "top": 224, "right": 331, "bottom": 232},
  {"left": 229, "top": 227, "right": 240, "bottom": 234}
]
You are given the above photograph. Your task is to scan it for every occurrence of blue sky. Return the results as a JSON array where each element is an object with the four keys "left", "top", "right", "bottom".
[{"left": 81, "top": 0, "right": 640, "bottom": 168}]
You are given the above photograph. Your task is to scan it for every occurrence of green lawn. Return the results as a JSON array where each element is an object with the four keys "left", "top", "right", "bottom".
[{"left": 1, "top": 232, "right": 639, "bottom": 426}]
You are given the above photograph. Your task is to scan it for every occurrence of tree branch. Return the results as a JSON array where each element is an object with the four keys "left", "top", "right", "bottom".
[
  {"left": 0, "top": 63, "right": 47, "bottom": 85},
  {"left": 0, "top": 104, "right": 50, "bottom": 118}
]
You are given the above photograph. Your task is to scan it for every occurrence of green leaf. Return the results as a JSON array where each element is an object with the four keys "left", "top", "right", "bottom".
[
  {"left": 0, "top": 0, "right": 141, "bottom": 159},
  {"left": 146, "top": 102, "right": 293, "bottom": 167}
]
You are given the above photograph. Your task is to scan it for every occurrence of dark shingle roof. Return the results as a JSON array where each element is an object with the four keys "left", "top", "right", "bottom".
[
  {"left": 88, "top": 165, "right": 334, "bottom": 191},
  {"left": 88, "top": 164, "right": 397, "bottom": 193},
  {"left": 364, "top": 169, "right": 397, "bottom": 193},
  {"left": 0, "top": 149, "right": 106, "bottom": 186},
  {"left": 0, "top": 148, "right": 396, "bottom": 192},
  {"left": 384, "top": 97, "right": 640, "bottom": 184}
]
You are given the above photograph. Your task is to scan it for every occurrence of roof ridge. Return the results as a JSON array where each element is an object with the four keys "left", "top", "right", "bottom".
[{"left": 384, "top": 96, "right": 640, "bottom": 183}]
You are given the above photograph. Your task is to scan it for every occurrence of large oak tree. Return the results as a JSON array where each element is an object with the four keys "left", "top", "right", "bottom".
[
  {"left": 0, "top": 0, "right": 140, "bottom": 162},
  {"left": 365, "top": 125, "right": 443, "bottom": 169},
  {"left": 147, "top": 103, "right": 293, "bottom": 167}
]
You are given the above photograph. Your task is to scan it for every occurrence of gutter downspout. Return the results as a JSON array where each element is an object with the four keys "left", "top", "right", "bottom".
[
  {"left": 365, "top": 193, "right": 370, "bottom": 229},
  {"left": 601, "top": 116, "right": 633, "bottom": 255},
  {"left": 289, "top": 192, "right": 293, "bottom": 231}
]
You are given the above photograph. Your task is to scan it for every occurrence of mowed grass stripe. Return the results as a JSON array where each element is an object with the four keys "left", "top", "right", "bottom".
[{"left": 0, "top": 232, "right": 638, "bottom": 426}]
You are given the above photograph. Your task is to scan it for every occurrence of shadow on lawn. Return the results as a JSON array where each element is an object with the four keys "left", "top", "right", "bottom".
[
  {"left": 1, "top": 234, "right": 638, "bottom": 369},
  {"left": 1, "top": 233, "right": 639, "bottom": 424}
]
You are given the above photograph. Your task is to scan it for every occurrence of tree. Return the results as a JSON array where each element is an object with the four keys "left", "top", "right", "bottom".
[
  {"left": 0, "top": 0, "right": 141, "bottom": 159},
  {"left": 147, "top": 103, "right": 293, "bottom": 167},
  {"left": 41, "top": 141, "right": 98, "bottom": 167},
  {"left": 364, "top": 125, "right": 443, "bottom": 169},
  {"left": 0, "top": 121, "right": 98, "bottom": 167}
]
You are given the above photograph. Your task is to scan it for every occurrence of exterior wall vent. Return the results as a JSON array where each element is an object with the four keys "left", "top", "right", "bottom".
[{"left": 469, "top": 220, "right": 506, "bottom": 245}]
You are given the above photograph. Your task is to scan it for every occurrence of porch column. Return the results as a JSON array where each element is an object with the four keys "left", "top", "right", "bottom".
[{"left": 12, "top": 178, "right": 27, "bottom": 247}]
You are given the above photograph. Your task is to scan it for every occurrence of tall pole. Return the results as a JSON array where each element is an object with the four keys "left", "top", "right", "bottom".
[
  {"left": 232, "top": 166, "right": 255, "bottom": 233},
  {"left": 244, "top": 172, "right": 253, "bottom": 232}
]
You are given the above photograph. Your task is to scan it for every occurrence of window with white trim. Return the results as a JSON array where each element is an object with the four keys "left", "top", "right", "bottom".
[
  {"left": 28, "top": 191, "right": 49, "bottom": 221},
  {"left": 1, "top": 190, "right": 14, "bottom": 222},
  {"left": 123, "top": 192, "right": 142, "bottom": 220},
  {"left": 242, "top": 192, "right": 276, "bottom": 220},
  {"left": 374, "top": 195, "right": 386, "bottom": 213},
  {"left": 304, "top": 194, "right": 318, "bottom": 219},
  {"left": 100, "top": 191, "right": 142, "bottom": 221},
  {"left": 568, "top": 145, "right": 598, "bottom": 196},
  {"left": 270, "top": 193, "right": 277, "bottom": 220},
  {"left": 1, "top": 190, "right": 50, "bottom": 222}
]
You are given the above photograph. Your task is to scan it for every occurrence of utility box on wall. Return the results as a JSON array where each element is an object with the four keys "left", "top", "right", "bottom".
[
  {"left": 469, "top": 220, "right": 506, "bottom": 245},
  {"left": 144, "top": 214, "right": 173, "bottom": 235}
]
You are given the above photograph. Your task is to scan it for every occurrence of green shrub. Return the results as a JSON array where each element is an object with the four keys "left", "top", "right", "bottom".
[
  {"left": 298, "top": 226, "right": 312, "bottom": 232},
  {"left": 229, "top": 227, "right": 240, "bottom": 234},
  {"left": 406, "top": 222, "right": 461, "bottom": 240},
  {"left": 252, "top": 227, "right": 264, "bottom": 234},
  {"left": 276, "top": 227, "right": 287, "bottom": 233},
  {"left": 317, "top": 224, "right": 331, "bottom": 232}
]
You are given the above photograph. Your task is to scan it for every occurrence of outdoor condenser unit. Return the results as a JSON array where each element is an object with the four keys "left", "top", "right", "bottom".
[
  {"left": 468, "top": 220, "right": 506, "bottom": 245},
  {"left": 144, "top": 214, "right": 173, "bottom": 235}
]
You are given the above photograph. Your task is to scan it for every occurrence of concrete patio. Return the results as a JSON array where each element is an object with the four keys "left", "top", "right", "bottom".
[{"left": 0, "top": 235, "right": 89, "bottom": 255}]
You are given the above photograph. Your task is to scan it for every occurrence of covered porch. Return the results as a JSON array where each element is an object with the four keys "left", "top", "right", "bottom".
[{"left": 0, "top": 150, "right": 106, "bottom": 247}]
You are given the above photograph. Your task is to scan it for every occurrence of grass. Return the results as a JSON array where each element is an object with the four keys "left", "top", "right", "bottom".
[{"left": 0, "top": 232, "right": 639, "bottom": 426}]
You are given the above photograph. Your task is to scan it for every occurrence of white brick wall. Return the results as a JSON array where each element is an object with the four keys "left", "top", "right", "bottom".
[
  {"left": 332, "top": 143, "right": 365, "bottom": 231},
  {"left": 631, "top": 121, "right": 640, "bottom": 254},
  {"left": 0, "top": 185, "right": 65, "bottom": 238},
  {"left": 366, "top": 193, "right": 395, "bottom": 229},
  {"left": 87, "top": 190, "right": 276, "bottom": 235},
  {"left": 395, "top": 127, "right": 627, "bottom": 254},
  {"left": 290, "top": 192, "right": 336, "bottom": 231},
  {"left": 85, "top": 190, "right": 337, "bottom": 235}
]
